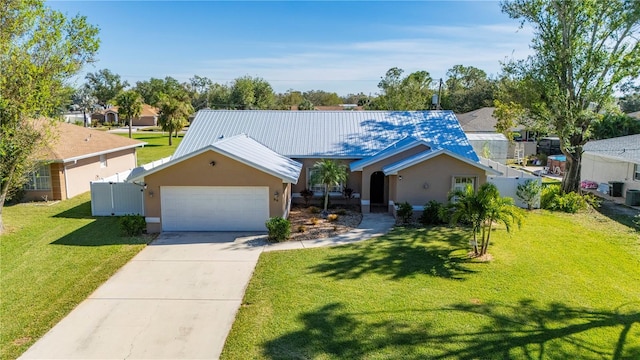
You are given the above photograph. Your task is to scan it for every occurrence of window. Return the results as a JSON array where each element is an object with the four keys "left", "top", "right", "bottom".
[
  {"left": 100, "top": 154, "right": 107, "bottom": 168},
  {"left": 635, "top": 164, "right": 640, "bottom": 181},
  {"left": 24, "top": 165, "right": 51, "bottom": 190},
  {"left": 308, "top": 169, "right": 343, "bottom": 193},
  {"left": 452, "top": 176, "right": 476, "bottom": 193}
]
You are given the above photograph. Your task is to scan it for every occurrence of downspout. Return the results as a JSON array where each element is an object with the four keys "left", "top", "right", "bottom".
[{"left": 63, "top": 164, "right": 69, "bottom": 200}]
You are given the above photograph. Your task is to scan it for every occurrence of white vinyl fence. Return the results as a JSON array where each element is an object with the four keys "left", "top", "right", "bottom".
[
  {"left": 481, "top": 157, "right": 541, "bottom": 209},
  {"left": 91, "top": 180, "right": 144, "bottom": 216}
]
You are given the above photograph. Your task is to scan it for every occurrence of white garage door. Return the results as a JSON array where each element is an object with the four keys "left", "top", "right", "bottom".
[{"left": 161, "top": 186, "right": 269, "bottom": 231}]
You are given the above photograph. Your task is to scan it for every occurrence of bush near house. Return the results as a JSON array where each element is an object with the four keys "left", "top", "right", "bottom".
[
  {"left": 396, "top": 202, "right": 414, "bottom": 224},
  {"left": 265, "top": 217, "right": 291, "bottom": 242}
]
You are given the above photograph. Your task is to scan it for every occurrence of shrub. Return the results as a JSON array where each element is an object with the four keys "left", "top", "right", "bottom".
[
  {"left": 297, "top": 225, "right": 306, "bottom": 233},
  {"left": 265, "top": 217, "right": 290, "bottom": 242},
  {"left": 540, "top": 185, "right": 590, "bottom": 213},
  {"left": 419, "top": 200, "right": 445, "bottom": 225},
  {"left": 516, "top": 179, "right": 542, "bottom": 210},
  {"left": 308, "top": 206, "right": 321, "bottom": 214},
  {"left": 541, "top": 185, "right": 560, "bottom": 209},
  {"left": 300, "top": 189, "right": 314, "bottom": 206},
  {"left": 396, "top": 202, "right": 413, "bottom": 224},
  {"left": 327, "top": 214, "right": 339, "bottom": 222},
  {"left": 310, "top": 217, "right": 320, "bottom": 225},
  {"left": 119, "top": 214, "right": 146, "bottom": 236},
  {"left": 633, "top": 214, "right": 640, "bottom": 231}
]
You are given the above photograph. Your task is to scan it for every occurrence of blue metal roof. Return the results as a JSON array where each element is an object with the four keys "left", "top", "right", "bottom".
[{"left": 175, "top": 110, "right": 479, "bottom": 161}]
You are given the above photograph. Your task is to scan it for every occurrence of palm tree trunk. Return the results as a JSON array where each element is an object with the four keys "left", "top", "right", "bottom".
[{"left": 323, "top": 184, "right": 329, "bottom": 211}]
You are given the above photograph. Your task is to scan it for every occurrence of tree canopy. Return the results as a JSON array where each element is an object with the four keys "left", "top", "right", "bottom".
[
  {"left": 84, "top": 69, "right": 128, "bottom": 107},
  {"left": 372, "top": 67, "right": 433, "bottom": 110},
  {"left": 499, "top": 0, "right": 640, "bottom": 193},
  {"left": 114, "top": 90, "right": 143, "bottom": 138},
  {"left": 0, "top": 0, "right": 100, "bottom": 232}
]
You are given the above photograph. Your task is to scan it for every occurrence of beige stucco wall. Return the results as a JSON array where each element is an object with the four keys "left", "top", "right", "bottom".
[
  {"left": 581, "top": 153, "right": 640, "bottom": 197},
  {"left": 131, "top": 115, "right": 157, "bottom": 127},
  {"left": 143, "top": 150, "right": 288, "bottom": 233},
  {"left": 359, "top": 144, "right": 431, "bottom": 203},
  {"left": 64, "top": 149, "right": 137, "bottom": 199},
  {"left": 394, "top": 154, "right": 488, "bottom": 205},
  {"left": 23, "top": 151, "right": 135, "bottom": 201}
]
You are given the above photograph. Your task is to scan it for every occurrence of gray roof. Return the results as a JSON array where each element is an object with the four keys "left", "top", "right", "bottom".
[
  {"left": 131, "top": 134, "right": 302, "bottom": 184},
  {"left": 583, "top": 134, "right": 640, "bottom": 164},
  {"left": 176, "top": 110, "right": 478, "bottom": 161},
  {"left": 456, "top": 107, "right": 524, "bottom": 132}
]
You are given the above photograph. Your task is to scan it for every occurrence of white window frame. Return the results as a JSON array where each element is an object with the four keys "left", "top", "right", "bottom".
[
  {"left": 100, "top": 154, "right": 107, "bottom": 168},
  {"left": 24, "top": 165, "right": 52, "bottom": 190},
  {"left": 307, "top": 168, "right": 343, "bottom": 194},
  {"left": 452, "top": 176, "right": 477, "bottom": 193},
  {"left": 634, "top": 164, "right": 640, "bottom": 181}
]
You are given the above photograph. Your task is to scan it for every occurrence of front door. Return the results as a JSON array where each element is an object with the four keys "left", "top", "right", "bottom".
[{"left": 370, "top": 171, "right": 385, "bottom": 204}]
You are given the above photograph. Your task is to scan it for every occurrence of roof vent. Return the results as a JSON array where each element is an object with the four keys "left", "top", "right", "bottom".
[{"left": 219, "top": 135, "right": 224, "bottom": 139}]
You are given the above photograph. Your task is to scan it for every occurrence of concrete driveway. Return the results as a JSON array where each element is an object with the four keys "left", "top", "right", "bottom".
[
  {"left": 19, "top": 213, "right": 395, "bottom": 359},
  {"left": 19, "top": 232, "right": 267, "bottom": 360}
]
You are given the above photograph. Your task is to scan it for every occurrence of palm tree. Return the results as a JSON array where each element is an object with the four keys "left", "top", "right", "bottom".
[
  {"left": 450, "top": 183, "right": 523, "bottom": 257},
  {"left": 157, "top": 94, "right": 193, "bottom": 145},
  {"left": 114, "top": 90, "right": 143, "bottom": 138},
  {"left": 310, "top": 159, "right": 347, "bottom": 212},
  {"left": 482, "top": 194, "right": 523, "bottom": 256}
]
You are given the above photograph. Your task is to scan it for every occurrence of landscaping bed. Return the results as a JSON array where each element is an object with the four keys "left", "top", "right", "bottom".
[{"left": 287, "top": 205, "right": 362, "bottom": 242}]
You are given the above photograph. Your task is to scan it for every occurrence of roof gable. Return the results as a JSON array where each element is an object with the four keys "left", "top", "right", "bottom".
[
  {"left": 130, "top": 134, "right": 302, "bottom": 183},
  {"left": 37, "top": 121, "right": 145, "bottom": 162},
  {"left": 175, "top": 110, "right": 478, "bottom": 162},
  {"left": 382, "top": 149, "right": 501, "bottom": 176},
  {"left": 349, "top": 136, "right": 434, "bottom": 171}
]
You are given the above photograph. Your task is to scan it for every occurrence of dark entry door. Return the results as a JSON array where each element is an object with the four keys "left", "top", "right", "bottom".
[{"left": 370, "top": 171, "right": 385, "bottom": 204}]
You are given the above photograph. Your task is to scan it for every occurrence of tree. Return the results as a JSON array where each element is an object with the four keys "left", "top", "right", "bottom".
[
  {"left": 310, "top": 159, "right": 347, "bottom": 212},
  {"left": 302, "top": 90, "right": 341, "bottom": 106},
  {"left": 1, "top": 0, "right": 99, "bottom": 233},
  {"left": 187, "top": 75, "right": 214, "bottom": 111},
  {"left": 71, "top": 86, "right": 98, "bottom": 127},
  {"left": 619, "top": 90, "right": 640, "bottom": 113},
  {"left": 297, "top": 99, "right": 315, "bottom": 110},
  {"left": 157, "top": 94, "right": 193, "bottom": 145},
  {"left": 134, "top": 76, "right": 187, "bottom": 107},
  {"left": 450, "top": 183, "right": 522, "bottom": 257},
  {"left": 442, "top": 65, "right": 495, "bottom": 113},
  {"left": 590, "top": 112, "right": 640, "bottom": 139},
  {"left": 229, "top": 76, "right": 275, "bottom": 110},
  {"left": 374, "top": 67, "right": 433, "bottom": 110},
  {"left": 84, "top": 69, "right": 128, "bottom": 107},
  {"left": 516, "top": 179, "right": 542, "bottom": 210},
  {"left": 114, "top": 90, "right": 143, "bottom": 138},
  {"left": 500, "top": 0, "right": 640, "bottom": 193}
]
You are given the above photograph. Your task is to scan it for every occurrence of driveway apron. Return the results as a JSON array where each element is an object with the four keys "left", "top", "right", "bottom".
[{"left": 19, "top": 232, "right": 266, "bottom": 360}]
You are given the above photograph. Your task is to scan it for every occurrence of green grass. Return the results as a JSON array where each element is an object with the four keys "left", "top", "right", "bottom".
[
  {"left": 117, "top": 132, "right": 183, "bottom": 165},
  {"left": 0, "top": 193, "right": 149, "bottom": 360},
  {"left": 222, "top": 210, "right": 640, "bottom": 359}
]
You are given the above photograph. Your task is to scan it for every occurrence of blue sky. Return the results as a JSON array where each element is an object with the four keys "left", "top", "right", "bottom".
[{"left": 48, "top": 1, "right": 534, "bottom": 96}]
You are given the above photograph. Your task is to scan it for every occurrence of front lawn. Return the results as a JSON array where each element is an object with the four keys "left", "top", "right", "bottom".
[
  {"left": 222, "top": 210, "right": 640, "bottom": 359},
  {"left": 118, "top": 132, "right": 183, "bottom": 165},
  {"left": 0, "top": 194, "right": 149, "bottom": 359}
]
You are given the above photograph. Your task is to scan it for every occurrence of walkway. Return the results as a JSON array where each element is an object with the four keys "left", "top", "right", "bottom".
[{"left": 19, "top": 213, "right": 395, "bottom": 359}]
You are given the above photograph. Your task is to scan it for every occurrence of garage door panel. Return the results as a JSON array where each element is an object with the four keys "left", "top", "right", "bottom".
[{"left": 161, "top": 186, "right": 269, "bottom": 231}]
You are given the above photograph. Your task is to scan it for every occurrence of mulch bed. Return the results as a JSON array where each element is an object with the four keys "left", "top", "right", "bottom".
[{"left": 287, "top": 205, "right": 362, "bottom": 242}]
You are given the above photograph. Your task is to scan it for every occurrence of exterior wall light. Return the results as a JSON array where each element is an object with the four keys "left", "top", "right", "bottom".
[
  {"left": 274, "top": 191, "right": 279, "bottom": 201},
  {"left": 209, "top": 161, "right": 216, "bottom": 167},
  {"left": 148, "top": 190, "right": 154, "bottom": 197},
  {"left": 398, "top": 175, "right": 403, "bottom": 181}
]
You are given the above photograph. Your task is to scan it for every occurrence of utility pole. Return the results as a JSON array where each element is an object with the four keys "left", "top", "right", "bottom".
[{"left": 437, "top": 78, "right": 443, "bottom": 110}]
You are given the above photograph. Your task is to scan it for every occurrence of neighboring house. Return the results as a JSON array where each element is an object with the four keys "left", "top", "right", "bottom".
[
  {"left": 456, "top": 107, "right": 537, "bottom": 162},
  {"left": 91, "top": 104, "right": 159, "bottom": 126},
  {"left": 581, "top": 134, "right": 640, "bottom": 200},
  {"left": 126, "top": 110, "right": 499, "bottom": 232},
  {"left": 24, "top": 122, "right": 145, "bottom": 201}
]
